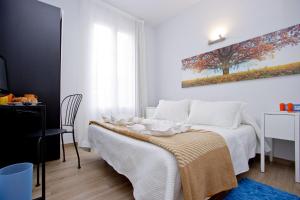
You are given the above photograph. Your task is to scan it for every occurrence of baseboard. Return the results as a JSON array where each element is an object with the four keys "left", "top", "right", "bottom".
[{"left": 252, "top": 154, "right": 294, "bottom": 166}]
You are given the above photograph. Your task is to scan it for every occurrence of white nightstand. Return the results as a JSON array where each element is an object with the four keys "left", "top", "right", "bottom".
[
  {"left": 261, "top": 112, "right": 300, "bottom": 182},
  {"left": 145, "top": 107, "right": 156, "bottom": 119}
]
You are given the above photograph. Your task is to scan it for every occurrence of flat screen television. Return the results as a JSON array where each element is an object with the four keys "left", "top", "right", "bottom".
[{"left": 0, "top": 56, "right": 9, "bottom": 95}]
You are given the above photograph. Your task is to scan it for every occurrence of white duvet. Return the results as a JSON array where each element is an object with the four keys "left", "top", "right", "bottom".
[{"left": 88, "top": 116, "right": 260, "bottom": 200}]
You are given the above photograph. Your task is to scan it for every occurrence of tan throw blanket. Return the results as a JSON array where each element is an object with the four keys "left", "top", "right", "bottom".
[{"left": 90, "top": 121, "right": 237, "bottom": 200}]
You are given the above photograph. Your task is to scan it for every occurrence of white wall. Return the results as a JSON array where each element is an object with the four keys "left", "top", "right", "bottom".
[{"left": 150, "top": 0, "right": 300, "bottom": 160}]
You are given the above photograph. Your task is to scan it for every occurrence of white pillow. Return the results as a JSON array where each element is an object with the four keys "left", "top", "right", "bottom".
[
  {"left": 187, "top": 100, "right": 243, "bottom": 128},
  {"left": 153, "top": 100, "right": 190, "bottom": 122}
]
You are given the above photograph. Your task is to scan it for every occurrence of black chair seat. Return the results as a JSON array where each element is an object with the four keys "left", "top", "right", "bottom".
[{"left": 29, "top": 129, "right": 67, "bottom": 138}]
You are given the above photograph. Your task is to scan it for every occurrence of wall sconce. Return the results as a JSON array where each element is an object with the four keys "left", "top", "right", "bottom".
[{"left": 208, "top": 34, "right": 226, "bottom": 45}]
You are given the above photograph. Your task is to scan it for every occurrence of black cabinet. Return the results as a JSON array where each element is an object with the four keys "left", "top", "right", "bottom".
[
  {"left": 0, "top": 0, "right": 62, "bottom": 162},
  {"left": 0, "top": 105, "right": 53, "bottom": 168}
]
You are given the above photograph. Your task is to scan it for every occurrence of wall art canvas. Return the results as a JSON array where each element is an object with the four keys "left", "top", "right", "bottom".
[{"left": 181, "top": 24, "right": 300, "bottom": 88}]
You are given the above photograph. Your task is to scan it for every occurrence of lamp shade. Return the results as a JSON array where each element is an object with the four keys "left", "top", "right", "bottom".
[{"left": 0, "top": 163, "right": 33, "bottom": 200}]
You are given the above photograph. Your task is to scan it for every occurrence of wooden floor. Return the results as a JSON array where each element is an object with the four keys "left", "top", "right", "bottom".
[{"left": 33, "top": 145, "right": 300, "bottom": 199}]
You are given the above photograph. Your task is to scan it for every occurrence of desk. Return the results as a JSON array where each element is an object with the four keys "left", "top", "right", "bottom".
[{"left": 0, "top": 104, "right": 46, "bottom": 200}]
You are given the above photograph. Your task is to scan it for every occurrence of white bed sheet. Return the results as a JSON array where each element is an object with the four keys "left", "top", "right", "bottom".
[{"left": 88, "top": 123, "right": 257, "bottom": 200}]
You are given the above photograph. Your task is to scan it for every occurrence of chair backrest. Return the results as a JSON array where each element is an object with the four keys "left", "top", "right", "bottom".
[{"left": 61, "top": 94, "right": 83, "bottom": 127}]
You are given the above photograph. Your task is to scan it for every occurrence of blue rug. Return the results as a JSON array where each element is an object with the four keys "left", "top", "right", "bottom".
[{"left": 224, "top": 178, "right": 300, "bottom": 200}]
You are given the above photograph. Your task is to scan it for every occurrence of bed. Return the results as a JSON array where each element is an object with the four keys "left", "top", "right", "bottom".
[{"left": 88, "top": 118, "right": 257, "bottom": 200}]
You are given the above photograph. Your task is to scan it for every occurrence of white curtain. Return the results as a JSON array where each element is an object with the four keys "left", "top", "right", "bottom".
[{"left": 76, "top": 0, "right": 147, "bottom": 147}]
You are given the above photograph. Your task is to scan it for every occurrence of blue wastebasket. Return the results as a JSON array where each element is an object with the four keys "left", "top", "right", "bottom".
[{"left": 0, "top": 163, "right": 33, "bottom": 200}]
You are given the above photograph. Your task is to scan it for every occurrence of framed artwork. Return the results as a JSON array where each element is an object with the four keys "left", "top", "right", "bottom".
[{"left": 182, "top": 24, "right": 300, "bottom": 88}]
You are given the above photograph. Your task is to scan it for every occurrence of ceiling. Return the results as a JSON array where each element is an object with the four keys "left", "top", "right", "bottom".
[{"left": 103, "top": 0, "right": 201, "bottom": 26}]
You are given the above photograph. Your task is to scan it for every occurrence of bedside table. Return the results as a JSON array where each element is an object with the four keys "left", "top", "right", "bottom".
[
  {"left": 261, "top": 112, "right": 300, "bottom": 183},
  {"left": 145, "top": 107, "right": 156, "bottom": 119}
]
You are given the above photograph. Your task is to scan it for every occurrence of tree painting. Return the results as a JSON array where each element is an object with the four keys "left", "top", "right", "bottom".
[{"left": 182, "top": 24, "right": 300, "bottom": 88}]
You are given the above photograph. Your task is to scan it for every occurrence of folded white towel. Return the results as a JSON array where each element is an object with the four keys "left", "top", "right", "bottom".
[
  {"left": 128, "top": 119, "right": 190, "bottom": 136},
  {"left": 101, "top": 115, "right": 141, "bottom": 126},
  {"left": 100, "top": 116, "right": 190, "bottom": 137}
]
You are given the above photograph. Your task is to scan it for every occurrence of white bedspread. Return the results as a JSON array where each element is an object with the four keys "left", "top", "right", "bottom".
[{"left": 88, "top": 122, "right": 257, "bottom": 200}]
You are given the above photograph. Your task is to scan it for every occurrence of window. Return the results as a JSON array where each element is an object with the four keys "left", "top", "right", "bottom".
[{"left": 91, "top": 23, "right": 136, "bottom": 115}]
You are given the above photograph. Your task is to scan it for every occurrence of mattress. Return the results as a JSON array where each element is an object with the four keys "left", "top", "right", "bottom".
[{"left": 88, "top": 123, "right": 257, "bottom": 200}]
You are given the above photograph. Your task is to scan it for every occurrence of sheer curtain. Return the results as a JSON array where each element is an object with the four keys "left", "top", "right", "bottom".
[{"left": 77, "top": 0, "right": 147, "bottom": 147}]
